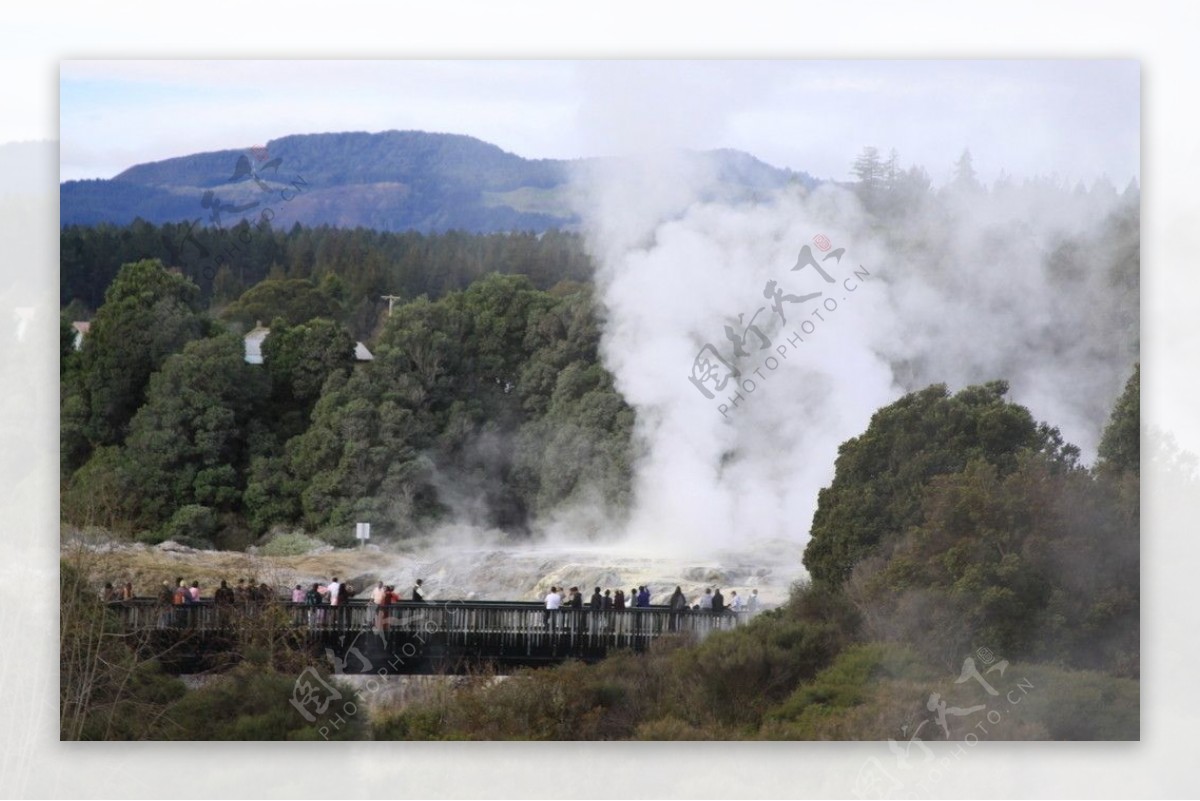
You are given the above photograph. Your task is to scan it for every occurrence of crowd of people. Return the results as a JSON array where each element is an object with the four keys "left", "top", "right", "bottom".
[
  {"left": 542, "top": 585, "right": 760, "bottom": 616},
  {"left": 99, "top": 575, "right": 433, "bottom": 611},
  {"left": 109, "top": 575, "right": 762, "bottom": 633},
  {"left": 101, "top": 578, "right": 761, "bottom": 614},
  {"left": 537, "top": 584, "right": 761, "bottom": 636},
  {"left": 99, "top": 575, "right": 435, "bottom": 630}
]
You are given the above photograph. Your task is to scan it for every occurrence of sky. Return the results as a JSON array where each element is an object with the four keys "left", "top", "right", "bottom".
[{"left": 59, "top": 59, "right": 1140, "bottom": 187}]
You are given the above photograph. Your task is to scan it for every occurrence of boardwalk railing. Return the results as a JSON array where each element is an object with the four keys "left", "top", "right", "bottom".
[{"left": 108, "top": 598, "right": 747, "bottom": 654}]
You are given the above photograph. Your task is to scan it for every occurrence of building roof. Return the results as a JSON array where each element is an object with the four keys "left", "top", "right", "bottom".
[
  {"left": 243, "top": 323, "right": 270, "bottom": 365},
  {"left": 71, "top": 321, "right": 91, "bottom": 350}
]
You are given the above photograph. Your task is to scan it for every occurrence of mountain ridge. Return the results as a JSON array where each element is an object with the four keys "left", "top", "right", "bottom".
[{"left": 61, "top": 130, "right": 819, "bottom": 233}]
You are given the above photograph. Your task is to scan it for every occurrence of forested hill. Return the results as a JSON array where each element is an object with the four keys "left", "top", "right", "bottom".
[{"left": 60, "top": 130, "right": 818, "bottom": 232}]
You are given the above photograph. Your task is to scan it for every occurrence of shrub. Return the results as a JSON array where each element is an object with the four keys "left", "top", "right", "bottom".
[
  {"left": 154, "top": 664, "right": 364, "bottom": 740},
  {"left": 134, "top": 528, "right": 167, "bottom": 546},
  {"left": 634, "top": 716, "right": 713, "bottom": 740},
  {"left": 765, "top": 643, "right": 932, "bottom": 734},
  {"left": 374, "top": 706, "right": 457, "bottom": 741},
  {"left": 157, "top": 504, "right": 219, "bottom": 549},
  {"left": 1006, "top": 664, "right": 1139, "bottom": 740}
]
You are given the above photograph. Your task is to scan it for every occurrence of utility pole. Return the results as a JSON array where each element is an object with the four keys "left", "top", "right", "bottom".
[{"left": 381, "top": 294, "right": 402, "bottom": 316}]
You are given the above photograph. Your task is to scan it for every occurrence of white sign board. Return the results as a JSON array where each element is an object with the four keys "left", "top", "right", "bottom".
[{"left": 355, "top": 522, "right": 370, "bottom": 540}]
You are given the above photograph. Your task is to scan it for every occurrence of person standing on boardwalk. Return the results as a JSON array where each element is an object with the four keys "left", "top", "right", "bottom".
[
  {"left": 215, "top": 580, "right": 236, "bottom": 627},
  {"left": 668, "top": 586, "right": 687, "bottom": 631},
  {"left": 544, "top": 585, "right": 562, "bottom": 631},
  {"left": 711, "top": 588, "right": 725, "bottom": 615},
  {"left": 215, "top": 580, "right": 235, "bottom": 606},
  {"left": 305, "top": 582, "right": 323, "bottom": 627},
  {"left": 589, "top": 587, "right": 603, "bottom": 633},
  {"left": 156, "top": 580, "right": 173, "bottom": 628},
  {"left": 172, "top": 577, "right": 194, "bottom": 627},
  {"left": 568, "top": 586, "right": 584, "bottom": 633},
  {"left": 322, "top": 576, "right": 341, "bottom": 627},
  {"left": 336, "top": 580, "right": 353, "bottom": 626},
  {"left": 612, "top": 589, "right": 626, "bottom": 636},
  {"left": 411, "top": 579, "right": 424, "bottom": 603},
  {"left": 379, "top": 585, "right": 399, "bottom": 632}
]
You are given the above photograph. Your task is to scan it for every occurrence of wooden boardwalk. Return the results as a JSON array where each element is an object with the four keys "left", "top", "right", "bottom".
[{"left": 108, "top": 599, "right": 748, "bottom": 674}]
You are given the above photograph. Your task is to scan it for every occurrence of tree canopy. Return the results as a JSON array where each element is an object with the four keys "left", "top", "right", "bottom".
[
  {"left": 121, "top": 333, "right": 268, "bottom": 530},
  {"left": 803, "top": 373, "right": 1138, "bottom": 676},
  {"left": 221, "top": 278, "right": 343, "bottom": 330},
  {"left": 63, "top": 259, "right": 210, "bottom": 462},
  {"left": 1097, "top": 362, "right": 1139, "bottom": 478},
  {"left": 61, "top": 256, "right": 636, "bottom": 546},
  {"left": 803, "top": 381, "right": 1075, "bottom": 585}
]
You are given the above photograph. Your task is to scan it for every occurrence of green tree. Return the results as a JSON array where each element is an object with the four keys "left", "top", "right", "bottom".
[
  {"left": 68, "top": 258, "right": 209, "bottom": 453},
  {"left": 121, "top": 334, "right": 267, "bottom": 530},
  {"left": 852, "top": 146, "right": 884, "bottom": 188},
  {"left": 513, "top": 361, "right": 634, "bottom": 516},
  {"left": 261, "top": 317, "right": 356, "bottom": 441},
  {"left": 1097, "top": 363, "right": 1139, "bottom": 478},
  {"left": 277, "top": 275, "right": 630, "bottom": 538},
  {"left": 242, "top": 454, "right": 305, "bottom": 534},
  {"left": 851, "top": 146, "right": 884, "bottom": 210},
  {"left": 951, "top": 148, "right": 983, "bottom": 193},
  {"left": 211, "top": 264, "right": 245, "bottom": 306},
  {"left": 803, "top": 381, "right": 1074, "bottom": 584},
  {"left": 860, "top": 448, "right": 1138, "bottom": 673},
  {"left": 283, "top": 370, "right": 430, "bottom": 538},
  {"left": 154, "top": 664, "right": 364, "bottom": 740},
  {"left": 221, "top": 277, "right": 343, "bottom": 330},
  {"left": 61, "top": 445, "right": 139, "bottom": 532}
]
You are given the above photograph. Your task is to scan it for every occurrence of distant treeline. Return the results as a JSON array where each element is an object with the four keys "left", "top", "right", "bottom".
[{"left": 61, "top": 221, "right": 594, "bottom": 337}]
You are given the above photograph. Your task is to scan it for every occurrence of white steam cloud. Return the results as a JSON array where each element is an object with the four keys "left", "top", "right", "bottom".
[{"left": 571, "top": 87, "right": 1137, "bottom": 557}]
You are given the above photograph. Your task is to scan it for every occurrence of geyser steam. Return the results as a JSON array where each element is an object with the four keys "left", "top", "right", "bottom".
[{"left": 572, "top": 89, "right": 1137, "bottom": 556}]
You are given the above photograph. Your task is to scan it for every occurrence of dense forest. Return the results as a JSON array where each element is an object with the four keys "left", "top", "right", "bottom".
[
  {"left": 61, "top": 251, "right": 632, "bottom": 547},
  {"left": 61, "top": 223, "right": 595, "bottom": 340}
]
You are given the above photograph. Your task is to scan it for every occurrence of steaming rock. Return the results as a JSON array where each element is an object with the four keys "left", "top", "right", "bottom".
[{"left": 156, "top": 540, "right": 198, "bottom": 554}]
